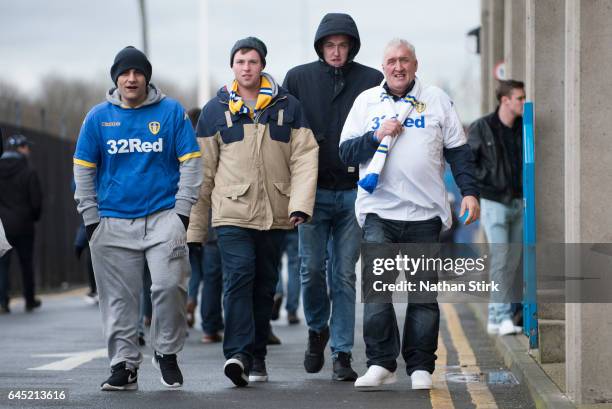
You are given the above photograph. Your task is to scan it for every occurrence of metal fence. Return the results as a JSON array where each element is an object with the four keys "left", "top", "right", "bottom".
[{"left": 1, "top": 121, "right": 87, "bottom": 295}]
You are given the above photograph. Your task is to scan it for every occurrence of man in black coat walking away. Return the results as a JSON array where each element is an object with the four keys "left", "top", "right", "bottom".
[
  {"left": 283, "top": 13, "right": 383, "bottom": 381},
  {"left": 0, "top": 134, "right": 43, "bottom": 313}
]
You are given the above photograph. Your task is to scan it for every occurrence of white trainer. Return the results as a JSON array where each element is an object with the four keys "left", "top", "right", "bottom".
[
  {"left": 487, "top": 322, "right": 500, "bottom": 335},
  {"left": 410, "top": 370, "right": 433, "bottom": 390},
  {"left": 498, "top": 319, "right": 522, "bottom": 336},
  {"left": 354, "top": 365, "right": 397, "bottom": 388}
]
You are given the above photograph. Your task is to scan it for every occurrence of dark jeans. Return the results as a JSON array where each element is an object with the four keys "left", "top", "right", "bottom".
[
  {"left": 362, "top": 214, "right": 441, "bottom": 375},
  {"left": 0, "top": 234, "right": 36, "bottom": 307},
  {"left": 216, "top": 226, "right": 285, "bottom": 365},
  {"left": 188, "top": 242, "right": 224, "bottom": 334}
]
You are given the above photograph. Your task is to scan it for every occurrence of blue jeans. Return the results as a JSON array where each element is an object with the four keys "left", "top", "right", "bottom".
[
  {"left": 188, "top": 242, "right": 224, "bottom": 334},
  {"left": 362, "top": 213, "right": 441, "bottom": 375},
  {"left": 480, "top": 198, "right": 523, "bottom": 324},
  {"left": 275, "top": 229, "right": 300, "bottom": 314},
  {"left": 216, "top": 226, "right": 285, "bottom": 364},
  {"left": 298, "top": 188, "right": 360, "bottom": 357}
]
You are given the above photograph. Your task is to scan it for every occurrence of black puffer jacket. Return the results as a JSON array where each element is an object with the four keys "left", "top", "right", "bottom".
[
  {"left": 0, "top": 152, "right": 42, "bottom": 236},
  {"left": 283, "top": 13, "right": 383, "bottom": 190}
]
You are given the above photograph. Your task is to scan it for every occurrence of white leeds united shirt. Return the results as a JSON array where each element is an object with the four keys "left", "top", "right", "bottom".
[{"left": 339, "top": 78, "right": 466, "bottom": 230}]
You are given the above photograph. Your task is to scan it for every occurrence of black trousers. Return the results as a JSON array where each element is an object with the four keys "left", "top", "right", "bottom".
[
  {"left": 361, "top": 214, "right": 442, "bottom": 375},
  {"left": 0, "top": 234, "right": 36, "bottom": 306}
]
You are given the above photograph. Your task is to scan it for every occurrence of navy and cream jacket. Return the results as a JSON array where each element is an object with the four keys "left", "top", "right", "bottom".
[{"left": 187, "top": 75, "right": 319, "bottom": 243}]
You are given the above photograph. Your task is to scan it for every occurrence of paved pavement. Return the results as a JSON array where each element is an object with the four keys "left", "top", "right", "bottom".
[{"left": 0, "top": 290, "right": 535, "bottom": 409}]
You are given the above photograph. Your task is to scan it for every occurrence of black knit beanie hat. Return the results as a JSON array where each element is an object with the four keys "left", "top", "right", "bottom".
[
  {"left": 110, "top": 46, "right": 152, "bottom": 84},
  {"left": 230, "top": 37, "right": 267, "bottom": 68}
]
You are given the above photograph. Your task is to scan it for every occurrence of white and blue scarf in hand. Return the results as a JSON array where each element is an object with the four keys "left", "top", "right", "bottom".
[{"left": 358, "top": 86, "right": 422, "bottom": 194}]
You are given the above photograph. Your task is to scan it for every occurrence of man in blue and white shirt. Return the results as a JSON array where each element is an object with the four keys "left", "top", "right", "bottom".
[
  {"left": 339, "top": 39, "right": 480, "bottom": 389},
  {"left": 73, "top": 46, "right": 202, "bottom": 391}
]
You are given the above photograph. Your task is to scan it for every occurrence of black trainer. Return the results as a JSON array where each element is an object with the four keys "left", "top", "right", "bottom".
[
  {"left": 248, "top": 358, "right": 268, "bottom": 382},
  {"left": 287, "top": 312, "right": 300, "bottom": 325},
  {"left": 332, "top": 352, "right": 358, "bottom": 381},
  {"left": 304, "top": 327, "right": 329, "bottom": 373},
  {"left": 100, "top": 362, "right": 138, "bottom": 391},
  {"left": 267, "top": 329, "right": 281, "bottom": 345},
  {"left": 152, "top": 351, "right": 183, "bottom": 388},
  {"left": 270, "top": 293, "right": 283, "bottom": 320},
  {"left": 25, "top": 298, "right": 41, "bottom": 312},
  {"left": 224, "top": 353, "right": 249, "bottom": 387}
]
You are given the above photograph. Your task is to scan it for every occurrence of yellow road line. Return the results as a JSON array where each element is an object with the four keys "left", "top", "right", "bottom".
[
  {"left": 431, "top": 320, "right": 454, "bottom": 409},
  {"left": 441, "top": 303, "right": 498, "bottom": 409}
]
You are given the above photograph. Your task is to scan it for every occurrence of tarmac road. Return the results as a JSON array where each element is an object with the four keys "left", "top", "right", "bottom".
[{"left": 0, "top": 290, "right": 536, "bottom": 409}]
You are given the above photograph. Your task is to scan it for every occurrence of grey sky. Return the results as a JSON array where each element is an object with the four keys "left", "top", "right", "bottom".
[{"left": 0, "top": 0, "right": 481, "bottom": 120}]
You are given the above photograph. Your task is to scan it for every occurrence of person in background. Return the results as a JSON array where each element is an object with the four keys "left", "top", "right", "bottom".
[
  {"left": 0, "top": 134, "right": 43, "bottom": 314},
  {"left": 185, "top": 107, "right": 224, "bottom": 344},
  {"left": 74, "top": 221, "right": 98, "bottom": 304},
  {"left": 270, "top": 228, "right": 301, "bottom": 325},
  {"left": 268, "top": 227, "right": 300, "bottom": 346},
  {"left": 0, "top": 128, "right": 11, "bottom": 277},
  {"left": 138, "top": 265, "right": 152, "bottom": 346},
  {"left": 467, "top": 79, "right": 526, "bottom": 336}
]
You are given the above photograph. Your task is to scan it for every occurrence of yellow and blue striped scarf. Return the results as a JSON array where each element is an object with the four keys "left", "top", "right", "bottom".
[{"left": 228, "top": 75, "right": 273, "bottom": 119}]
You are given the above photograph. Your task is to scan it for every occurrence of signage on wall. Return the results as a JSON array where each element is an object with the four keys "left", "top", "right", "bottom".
[{"left": 493, "top": 61, "right": 506, "bottom": 80}]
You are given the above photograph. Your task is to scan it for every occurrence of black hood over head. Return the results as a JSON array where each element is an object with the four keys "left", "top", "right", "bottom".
[
  {"left": 314, "top": 13, "right": 361, "bottom": 63},
  {"left": 0, "top": 152, "right": 27, "bottom": 178}
]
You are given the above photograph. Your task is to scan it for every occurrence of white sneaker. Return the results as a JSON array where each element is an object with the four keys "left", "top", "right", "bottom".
[
  {"left": 410, "top": 370, "right": 433, "bottom": 390},
  {"left": 487, "top": 322, "right": 500, "bottom": 335},
  {"left": 248, "top": 359, "right": 268, "bottom": 382},
  {"left": 83, "top": 292, "right": 99, "bottom": 305},
  {"left": 354, "top": 365, "right": 397, "bottom": 388},
  {"left": 498, "top": 319, "right": 522, "bottom": 336}
]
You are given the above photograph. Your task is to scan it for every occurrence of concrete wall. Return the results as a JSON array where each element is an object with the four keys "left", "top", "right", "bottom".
[
  {"left": 480, "top": 0, "right": 491, "bottom": 115},
  {"left": 486, "top": 0, "right": 612, "bottom": 404},
  {"left": 525, "top": 0, "right": 567, "bottom": 367},
  {"left": 526, "top": 0, "right": 565, "bottom": 243},
  {"left": 503, "top": 0, "right": 525, "bottom": 81},
  {"left": 565, "top": 0, "right": 612, "bottom": 404},
  {"left": 480, "top": 0, "right": 506, "bottom": 114},
  {"left": 487, "top": 0, "right": 504, "bottom": 112}
]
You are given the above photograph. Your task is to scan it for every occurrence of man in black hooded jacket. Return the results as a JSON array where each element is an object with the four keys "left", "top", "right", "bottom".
[
  {"left": 0, "top": 134, "right": 42, "bottom": 313},
  {"left": 283, "top": 13, "right": 383, "bottom": 381}
]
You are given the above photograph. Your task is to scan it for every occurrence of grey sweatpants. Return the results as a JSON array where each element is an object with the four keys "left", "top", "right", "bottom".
[{"left": 89, "top": 209, "right": 190, "bottom": 369}]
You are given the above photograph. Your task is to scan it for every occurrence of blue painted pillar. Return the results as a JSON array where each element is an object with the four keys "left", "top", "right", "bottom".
[{"left": 522, "top": 101, "right": 538, "bottom": 349}]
